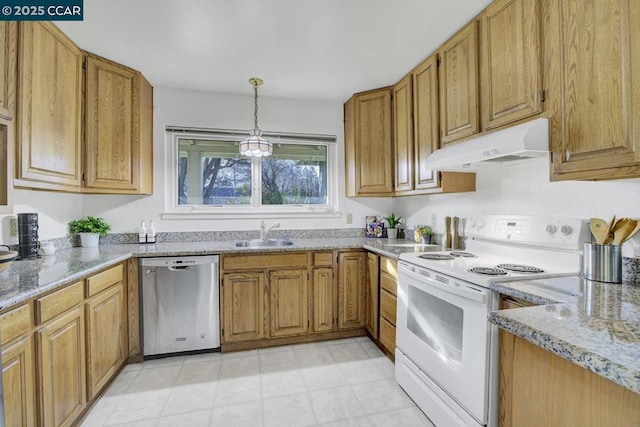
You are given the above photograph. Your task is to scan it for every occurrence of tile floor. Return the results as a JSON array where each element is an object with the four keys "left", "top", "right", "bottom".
[{"left": 81, "top": 337, "right": 435, "bottom": 426}]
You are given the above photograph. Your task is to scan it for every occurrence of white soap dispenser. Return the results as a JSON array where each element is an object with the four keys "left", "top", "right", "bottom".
[
  {"left": 138, "top": 219, "right": 147, "bottom": 243},
  {"left": 147, "top": 219, "right": 156, "bottom": 244}
]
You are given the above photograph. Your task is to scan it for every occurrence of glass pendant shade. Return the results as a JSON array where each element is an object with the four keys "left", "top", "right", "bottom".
[
  {"left": 239, "top": 129, "right": 273, "bottom": 157},
  {"left": 240, "top": 77, "right": 272, "bottom": 157}
]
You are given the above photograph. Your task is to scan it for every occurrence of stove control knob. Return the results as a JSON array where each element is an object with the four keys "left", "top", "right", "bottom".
[
  {"left": 545, "top": 224, "right": 557, "bottom": 234},
  {"left": 560, "top": 225, "right": 572, "bottom": 235},
  {"left": 476, "top": 220, "right": 485, "bottom": 229},
  {"left": 469, "top": 219, "right": 477, "bottom": 228}
]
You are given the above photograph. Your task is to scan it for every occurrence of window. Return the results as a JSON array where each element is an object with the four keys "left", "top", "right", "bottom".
[{"left": 165, "top": 128, "right": 338, "bottom": 218}]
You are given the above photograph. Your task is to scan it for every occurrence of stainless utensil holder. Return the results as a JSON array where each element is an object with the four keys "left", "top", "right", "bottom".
[{"left": 583, "top": 243, "right": 622, "bottom": 283}]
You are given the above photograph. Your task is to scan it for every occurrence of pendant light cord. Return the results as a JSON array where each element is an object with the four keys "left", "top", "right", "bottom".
[{"left": 253, "top": 83, "right": 259, "bottom": 130}]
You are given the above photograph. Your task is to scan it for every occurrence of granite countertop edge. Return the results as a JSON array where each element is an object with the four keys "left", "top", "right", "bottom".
[
  {"left": 488, "top": 308, "right": 640, "bottom": 394},
  {"left": 0, "top": 237, "right": 415, "bottom": 310}
]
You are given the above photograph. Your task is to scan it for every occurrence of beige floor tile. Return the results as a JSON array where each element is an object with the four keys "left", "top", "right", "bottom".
[
  {"left": 213, "top": 376, "right": 261, "bottom": 407},
  {"left": 182, "top": 351, "right": 222, "bottom": 365},
  {"left": 326, "top": 342, "right": 370, "bottom": 363},
  {"left": 127, "top": 365, "right": 181, "bottom": 393},
  {"left": 156, "top": 409, "right": 211, "bottom": 426},
  {"left": 262, "top": 393, "right": 316, "bottom": 427},
  {"left": 175, "top": 359, "right": 220, "bottom": 386},
  {"left": 210, "top": 401, "right": 262, "bottom": 427},
  {"left": 294, "top": 346, "right": 335, "bottom": 368},
  {"left": 161, "top": 382, "right": 217, "bottom": 416},
  {"left": 338, "top": 359, "right": 387, "bottom": 385},
  {"left": 260, "top": 370, "right": 306, "bottom": 399},
  {"left": 308, "top": 386, "right": 364, "bottom": 424},
  {"left": 317, "top": 417, "right": 372, "bottom": 427},
  {"left": 367, "top": 407, "right": 435, "bottom": 427},
  {"left": 350, "top": 379, "right": 413, "bottom": 415},
  {"left": 104, "top": 389, "right": 170, "bottom": 425},
  {"left": 300, "top": 365, "right": 348, "bottom": 391},
  {"left": 218, "top": 355, "right": 260, "bottom": 379},
  {"left": 81, "top": 395, "right": 121, "bottom": 426},
  {"left": 259, "top": 349, "right": 299, "bottom": 374}
]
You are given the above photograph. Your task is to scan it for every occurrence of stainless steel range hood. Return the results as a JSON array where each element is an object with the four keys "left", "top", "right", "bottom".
[{"left": 423, "top": 118, "right": 549, "bottom": 171}]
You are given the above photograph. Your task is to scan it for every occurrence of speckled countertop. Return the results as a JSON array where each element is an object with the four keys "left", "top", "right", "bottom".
[
  {"left": 490, "top": 275, "right": 640, "bottom": 394},
  {"left": 0, "top": 237, "right": 433, "bottom": 311}
]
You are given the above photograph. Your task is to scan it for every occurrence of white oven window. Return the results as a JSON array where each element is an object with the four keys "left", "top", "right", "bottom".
[{"left": 407, "top": 285, "right": 464, "bottom": 364}]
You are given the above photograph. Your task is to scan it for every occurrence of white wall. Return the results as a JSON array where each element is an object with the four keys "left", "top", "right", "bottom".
[{"left": 395, "top": 157, "right": 640, "bottom": 256}]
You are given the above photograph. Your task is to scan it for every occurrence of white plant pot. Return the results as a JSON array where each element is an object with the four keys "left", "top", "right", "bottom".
[
  {"left": 79, "top": 232, "right": 100, "bottom": 247},
  {"left": 387, "top": 228, "right": 398, "bottom": 239}
]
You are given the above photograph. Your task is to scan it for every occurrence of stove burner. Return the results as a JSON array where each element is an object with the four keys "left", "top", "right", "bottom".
[
  {"left": 469, "top": 267, "right": 508, "bottom": 276},
  {"left": 419, "top": 253, "right": 454, "bottom": 260},
  {"left": 450, "top": 251, "right": 476, "bottom": 258},
  {"left": 497, "top": 264, "right": 545, "bottom": 274}
]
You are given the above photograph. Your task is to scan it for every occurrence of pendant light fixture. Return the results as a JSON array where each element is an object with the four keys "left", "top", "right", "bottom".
[{"left": 239, "top": 77, "right": 273, "bottom": 157}]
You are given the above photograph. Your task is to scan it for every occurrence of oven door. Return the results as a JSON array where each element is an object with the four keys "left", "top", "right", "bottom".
[{"left": 397, "top": 261, "right": 493, "bottom": 424}]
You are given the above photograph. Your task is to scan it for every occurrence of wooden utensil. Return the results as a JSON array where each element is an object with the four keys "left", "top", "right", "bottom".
[
  {"left": 612, "top": 219, "right": 637, "bottom": 245},
  {"left": 589, "top": 218, "right": 610, "bottom": 244},
  {"left": 603, "top": 215, "right": 617, "bottom": 244},
  {"left": 621, "top": 221, "right": 640, "bottom": 244}
]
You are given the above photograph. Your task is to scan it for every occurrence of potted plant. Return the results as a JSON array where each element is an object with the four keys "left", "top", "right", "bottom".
[
  {"left": 421, "top": 226, "right": 434, "bottom": 244},
  {"left": 68, "top": 216, "right": 111, "bottom": 247},
  {"left": 383, "top": 213, "right": 403, "bottom": 239}
]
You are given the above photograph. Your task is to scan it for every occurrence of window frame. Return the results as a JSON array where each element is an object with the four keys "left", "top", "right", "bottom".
[{"left": 163, "top": 128, "right": 340, "bottom": 219}]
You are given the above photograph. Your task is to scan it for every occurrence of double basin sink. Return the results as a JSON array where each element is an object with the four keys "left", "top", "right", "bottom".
[{"left": 233, "top": 239, "right": 294, "bottom": 248}]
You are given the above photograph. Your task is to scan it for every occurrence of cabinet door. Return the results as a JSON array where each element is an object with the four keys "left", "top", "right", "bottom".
[
  {"left": 269, "top": 269, "right": 309, "bottom": 337},
  {"left": 85, "top": 54, "right": 153, "bottom": 194},
  {"left": 413, "top": 54, "right": 440, "bottom": 191},
  {"left": 393, "top": 74, "right": 414, "bottom": 193},
  {"left": 354, "top": 89, "right": 394, "bottom": 196},
  {"left": 312, "top": 267, "right": 335, "bottom": 333},
  {"left": 439, "top": 21, "right": 480, "bottom": 145},
  {"left": 16, "top": 22, "right": 83, "bottom": 191},
  {"left": 85, "top": 282, "right": 126, "bottom": 400},
  {"left": 222, "top": 272, "right": 266, "bottom": 343},
  {"left": 0, "top": 22, "right": 17, "bottom": 120},
  {"left": 338, "top": 252, "right": 366, "bottom": 330},
  {"left": 481, "top": 0, "right": 542, "bottom": 130},
  {"left": 365, "top": 252, "right": 379, "bottom": 337},
  {"left": 37, "top": 306, "right": 86, "bottom": 427},
  {"left": 2, "top": 337, "right": 36, "bottom": 427},
  {"left": 547, "top": 0, "right": 640, "bottom": 180}
]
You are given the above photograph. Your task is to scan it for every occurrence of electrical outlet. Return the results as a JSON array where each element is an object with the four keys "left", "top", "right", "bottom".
[
  {"left": 346, "top": 213, "right": 353, "bottom": 224},
  {"left": 431, "top": 214, "right": 437, "bottom": 227}
]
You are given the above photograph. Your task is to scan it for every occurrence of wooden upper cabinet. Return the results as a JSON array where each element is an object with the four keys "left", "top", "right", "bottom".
[
  {"left": 481, "top": 0, "right": 543, "bottom": 130},
  {"left": 412, "top": 54, "right": 441, "bottom": 191},
  {"left": 547, "top": 0, "right": 640, "bottom": 180},
  {"left": 393, "top": 74, "right": 414, "bottom": 193},
  {"left": 439, "top": 21, "right": 480, "bottom": 145},
  {"left": 16, "top": 22, "right": 83, "bottom": 191},
  {"left": 345, "top": 88, "right": 394, "bottom": 196},
  {"left": 84, "top": 54, "right": 153, "bottom": 194},
  {"left": 0, "top": 22, "right": 17, "bottom": 120}
]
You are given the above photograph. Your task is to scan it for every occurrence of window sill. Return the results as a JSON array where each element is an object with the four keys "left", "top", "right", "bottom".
[{"left": 162, "top": 209, "right": 342, "bottom": 220}]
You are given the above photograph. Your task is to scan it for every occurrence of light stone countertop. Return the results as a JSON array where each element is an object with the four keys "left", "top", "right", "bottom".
[
  {"left": 490, "top": 275, "right": 640, "bottom": 394},
  {"left": 0, "top": 237, "right": 431, "bottom": 311}
]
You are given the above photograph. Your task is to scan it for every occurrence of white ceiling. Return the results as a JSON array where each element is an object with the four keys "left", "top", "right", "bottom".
[{"left": 57, "top": 0, "right": 492, "bottom": 102}]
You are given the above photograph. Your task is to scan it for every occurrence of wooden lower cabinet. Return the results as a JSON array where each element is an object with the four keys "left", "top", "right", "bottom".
[
  {"left": 338, "top": 252, "right": 367, "bottom": 330},
  {"left": 499, "top": 333, "right": 640, "bottom": 427},
  {"left": 37, "top": 306, "right": 86, "bottom": 427},
  {"left": 269, "top": 269, "right": 309, "bottom": 337},
  {"left": 85, "top": 282, "right": 126, "bottom": 400},
  {"left": 312, "top": 267, "right": 335, "bottom": 333},
  {"left": 365, "top": 252, "right": 379, "bottom": 337},
  {"left": 222, "top": 272, "right": 266, "bottom": 343},
  {"left": 2, "top": 337, "right": 36, "bottom": 427}
]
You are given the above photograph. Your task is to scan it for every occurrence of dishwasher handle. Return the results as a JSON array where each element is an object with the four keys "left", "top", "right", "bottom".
[{"left": 168, "top": 265, "right": 191, "bottom": 271}]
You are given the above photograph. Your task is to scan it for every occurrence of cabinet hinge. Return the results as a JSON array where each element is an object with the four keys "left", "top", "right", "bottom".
[
  {"left": 81, "top": 173, "right": 86, "bottom": 183},
  {"left": 307, "top": 320, "right": 310, "bottom": 328},
  {"left": 437, "top": 57, "right": 441, "bottom": 67},
  {"left": 539, "top": 90, "right": 546, "bottom": 103},
  {"left": 549, "top": 151, "right": 554, "bottom": 164},
  {"left": 438, "top": 171, "right": 443, "bottom": 182}
]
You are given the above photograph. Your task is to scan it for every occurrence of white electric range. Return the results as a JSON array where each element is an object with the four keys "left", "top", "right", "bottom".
[{"left": 395, "top": 215, "right": 589, "bottom": 427}]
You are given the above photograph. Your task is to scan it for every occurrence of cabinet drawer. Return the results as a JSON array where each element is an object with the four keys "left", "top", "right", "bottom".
[
  {"left": 380, "top": 271, "right": 397, "bottom": 296},
  {"left": 380, "top": 289, "right": 396, "bottom": 325},
  {"left": 36, "top": 281, "right": 84, "bottom": 324},
  {"left": 87, "top": 264, "right": 124, "bottom": 297},
  {"left": 223, "top": 253, "right": 307, "bottom": 270},
  {"left": 380, "top": 258, "right": 397, "bottom": 278},
  {"left": 379, "top": 317, "right": 396, "bottom": 353},
  {"left": 0, "top": 304, "right": 32, "bottom": 344},
  {"left": 312, "top": 252, "right": 334, "bottom": 267}
]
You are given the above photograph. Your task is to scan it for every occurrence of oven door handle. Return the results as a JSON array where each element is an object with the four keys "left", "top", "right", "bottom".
[{"left": 400, "top": 268, "right": 487, "bottom": 304}]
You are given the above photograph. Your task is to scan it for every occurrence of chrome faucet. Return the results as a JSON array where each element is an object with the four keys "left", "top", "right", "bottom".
[{"left": 260, "top": 220, "right": 280, "bottom": 240}]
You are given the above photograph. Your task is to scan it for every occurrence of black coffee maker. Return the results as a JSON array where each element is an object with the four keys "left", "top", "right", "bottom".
[{"left": 17, "top": 213, "right": 39, "bottom": 259}]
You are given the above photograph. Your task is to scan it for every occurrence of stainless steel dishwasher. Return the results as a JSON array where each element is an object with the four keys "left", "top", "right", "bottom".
[{"left": 140, "top": 256, "right": 220, "bottom": 357}]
